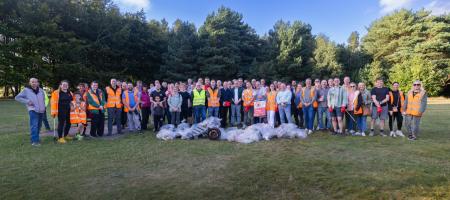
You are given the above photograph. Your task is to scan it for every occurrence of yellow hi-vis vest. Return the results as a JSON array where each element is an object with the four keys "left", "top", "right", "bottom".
[{"left": 192, "top": 89, "right": 206, "bottom": 106}]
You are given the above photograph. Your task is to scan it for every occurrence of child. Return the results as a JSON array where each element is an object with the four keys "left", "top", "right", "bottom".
[
  {"left": 153, "top": 95, "right": 164, "bottom": 131},
  {"left": 70, "top": 92, "right": 87, "bottom": 140},
  {"left": 168, "top": 87, "right": 182, "bottom": 126}
]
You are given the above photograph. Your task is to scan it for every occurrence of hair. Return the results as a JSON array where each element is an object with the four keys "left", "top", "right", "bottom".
[
  {"left": 392, "top": 82, "right": 399, "bottom": 85},
  {"left": 60, "top": 80, "right": 69, "bottom": 85}
]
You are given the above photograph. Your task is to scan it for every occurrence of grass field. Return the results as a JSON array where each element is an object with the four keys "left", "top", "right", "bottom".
[{"left": 0, "top": 100, "right": 449, "bottom": 199}]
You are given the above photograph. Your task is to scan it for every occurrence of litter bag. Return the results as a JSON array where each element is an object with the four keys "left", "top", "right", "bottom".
[
  {"left": 226, "top": 129, "right": 243, "bottom": 142},
  {"left": 156, "top": 129, "right": 176, "bottom": 140},
  {"left": 236, "top": 126, "right": 261, "bottom": 144}
]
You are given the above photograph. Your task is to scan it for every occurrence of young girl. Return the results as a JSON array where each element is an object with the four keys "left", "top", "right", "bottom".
[
  {"left": 70, "top": 92, "right": 87, "bottom": 140},
  {"left": 153, "top": 96, "right": 164, "bottom": 131},
  {"left": 266, "top": 84, "right": 278, "bottom": 128}
]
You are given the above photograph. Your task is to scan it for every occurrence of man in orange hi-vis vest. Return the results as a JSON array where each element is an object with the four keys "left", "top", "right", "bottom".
[
  {"left": 105, "top": 78, "right": 122, "bottom": 136},
  {"left": 206, "top": 79, "right": 221, "bottom": 118},
  {"left": 402, "top": 80, "right": 428, "bottom": 141},
  {"left": 87, "top": 81, "right": 106, "bottom": 137}
]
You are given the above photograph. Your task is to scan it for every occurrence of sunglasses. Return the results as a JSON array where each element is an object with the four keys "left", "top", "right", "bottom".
[
  {"left": 413, "top": 84, "right": 421, "bottom": 86},
  {"left": 350, "top": 85, "right": 356, "bottom": 87}
]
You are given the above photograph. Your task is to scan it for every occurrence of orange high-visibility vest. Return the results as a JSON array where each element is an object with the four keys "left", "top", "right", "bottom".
[
  {"left": 405, "top": 91, "right": 424, "bottom": 117},
  {"left": 389, "top": 90, "right": 404, "bottom": 112},
  {"left": 266, "top": 91, "right": 278, "bottom": 111},
  {"left": 70, "top": 101, "right": 87, "bottom": 124},
  {"left": 207, "top": 87, "right": 220, "bottom": 107},
  {"left": 87, "top": 90, "right": 103, "bottom": 111},
  {"left": 123, "top": 90, "right": 140, "bottom": 112},
  {"left": 242, "top": 89, "right": 254, "bottom": 107},
  {"left": 302, "top": 87, "right": 316, "bottom": 107},
  {"left": 50, "top": 89, "right": 74, "bottom": 117},
  {"left": 105, "top": 86, "right": 122, "bottom": 108},
  {"left": 353, "top": 94, "right": 363, "bottom": 115}
]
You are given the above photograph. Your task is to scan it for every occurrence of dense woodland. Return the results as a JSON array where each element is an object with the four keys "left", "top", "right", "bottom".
[{"left": 0, "top": 0, "right": 449, "bottom": 96}]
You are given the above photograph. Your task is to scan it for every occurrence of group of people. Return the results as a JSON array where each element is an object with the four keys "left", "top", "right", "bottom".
[{"left": 15, "top": 76, "right": 428, "bottom": 146}]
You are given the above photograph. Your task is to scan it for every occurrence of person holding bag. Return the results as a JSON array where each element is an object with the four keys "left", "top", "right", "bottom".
[{"left": 51, "top": 80, "right": 73, "bottom": 143}]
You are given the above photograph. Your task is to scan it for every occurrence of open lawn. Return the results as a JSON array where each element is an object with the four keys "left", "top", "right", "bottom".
[{"left": 0, "top": 100, "right": 449, "bottom": 199}]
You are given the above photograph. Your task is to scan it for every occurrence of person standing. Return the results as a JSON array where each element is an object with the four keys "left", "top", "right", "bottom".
[
  {"left": 206, "top": 80, "right": 221, "bottom": 118},
  {"left": 42, "top": 90, "right": 51, "bottom": 132},
  {"left": 317, "top": 80, "right": 330, "bottom": 130},
  {"left": 266, "top": 84, "right": 278, "bottom": 128},
  {"left": 242, "top": 82, "right": 255, "bottom": 127},
  {"left": 87, "top": 81, "right": 106, "bottom": 137},
  {"left": 150, "top": 82, "right": 167, "bottom": 124},
  {"left": 354, "top": 82, "right": 371, "bottom": 136},
  {"left": 253, "top": 81, "right": 267, "bottom": 123},
  {"left": 327, "top": 78, "right": 348, "bottom": 135},
  {"left": 105, "top": 78, "right": 122, "bottom": 136},
  {"left": 231, "top": 81, "right": 243, "bottom": 127},
  {"left": 301, "top": 78, "right": 316, "bottom": 134},
  {"left": 346, "top": 82, "right": 358, "bottom": 135},
  {"left": 122, "top": 82, "right": 141, "bottom": 132},
  {"left": 290, "top": 80, "right": 299, "bottom": 126},
  {"left": 388, "top": 82, "right": 405, "bottom": 137},
  {"left": 276, "top": 83, "right": 292, "bottom": 124},
  {"left": 70, "top": 92, "right": 87, "bottom": 140},
  {"left": 294, "top": 84, "right": 304, "bottom": 128},
  {"left": 152, "top": 96, "right": 164, "bottom": 131},
  {"left": 326, "top": 79, "right": 334, "bottom": 129},
  {"left": 192, "top": 82, "right": 206, "bottom": 123},
  {"left": 402, "top": 80, "right": 427, "bottom": 140},
  {"left": 50, "top": 80, "right": 73, "bottom": 143},
  {"left": 15, "top": 78, "right": 46, "bottom": 146},
  {"left": 220, "top": 81, "right": 232, "bottom": 127},
  {"left": 168, "top": 87, "right": 182, "bottom": 126},
  {"left": 370, "top": 78, "right": 390, "bottom": 137},
  {"left": 179, "top": 83, "right": 192, "bottom": 124},
  {"left": 140, "top": 84, "right": 151, "bottom": 130},
  {"left": 312, "top": 79, "right": 321, "bottom": 130},
  {"left": 120, "top": 81, "right": 128, "bottom": 129}
]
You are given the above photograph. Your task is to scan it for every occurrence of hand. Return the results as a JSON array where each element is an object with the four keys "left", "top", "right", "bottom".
[
  {"left": 340, "top": 106, "right": 346, "bottom": 113},
  {"left": 99, "top": 106, "right": 104, "bottom": 110},
  {"left": 389, "top": 111, "right": 393, "bottom": 116},
  {"left": 51, "top": 114, "right": 56, "bottom": 118},
  {"left": 328, "top": 107, "right": 333, "bottom": 113},
  {"left": 27, "top": 101, "right": 34, "bottom": 106},
  {"left": 402, "top": 112, "right": 406, "bottom": 115}
]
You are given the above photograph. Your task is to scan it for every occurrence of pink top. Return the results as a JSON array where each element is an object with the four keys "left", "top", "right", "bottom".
[{"left": 347, "top": 91, "right": 356, "bottom": 111}]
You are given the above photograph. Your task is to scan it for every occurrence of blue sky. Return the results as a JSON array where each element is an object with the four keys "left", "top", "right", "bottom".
[{"left": 114, "top": 0, "right": 449, "bottom": 44}]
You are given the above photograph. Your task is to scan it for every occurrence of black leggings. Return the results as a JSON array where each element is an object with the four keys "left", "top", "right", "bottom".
[
  {"left": 389, "top": 112, "right": 403, "bottom": 131},
  {"left": 57, "top": 110, "right": 71, "bottom": 138}
]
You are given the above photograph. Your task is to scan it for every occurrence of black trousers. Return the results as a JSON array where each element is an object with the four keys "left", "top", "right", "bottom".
[
  {"left": 389, "top": 111, "right": 403, "bottom": 131},
  {"left": 121, "top": 108, "right": 127, "bottom": 127},
  {"left": 153, "top": 114, "right": 163, "bottom": 131},
  {"left": 292, "top": 104, "right": 299, "bottom": 125},
  {"left": 141, "top": 107, "right": 151, "bottom": 130},
  {"left": 57, "top": 109, "right": 71, "bottom": 138},
  {"left": 90, "top": 112, "right": 104, "bottom": 137},
  {"left": 221, "top": 106, "right": 230, "bottom": 127},
  {"left": 297, "top": 108, "right": 304, "bottom": 128}
]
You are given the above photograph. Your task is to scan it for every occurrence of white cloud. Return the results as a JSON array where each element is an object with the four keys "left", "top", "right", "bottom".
[
  {"left": 425, "top": 0, "right": 450, "bottom": 15},
  {"left": 115, "top": 0, "right": 150, "bottom": 11},
  {"left": 379, "top": 0, "right": 413, "bottom": 14}
]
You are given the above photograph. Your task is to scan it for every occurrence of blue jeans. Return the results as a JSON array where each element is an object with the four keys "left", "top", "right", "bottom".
[
  {"left": 29, "top": 111, "right": 43, "bottom": 143},
  {"left": 208, "top": 107, "right": 219, "bottom": 118},
  {"left": 231, "top": 104, "right": 241, "bottom": 126},
  {"left": 356, "top": 115, "right": 367, "bottom": 133},
  {"left": 193, "top": 106, "right": 206, "bottom": 123},
  {"left": 303, "top": 105, "right": 314, "bottom": 130},
  {"left": 317, "top": 107, "right": 330, "bottom": 129},
  {"left": 42, "top": 110, "right": 51, "bottom": 130},
  {"left": 278, "top": 104, "right": 292, "bottom": 123},
  {"left": 346, "top": 112, "right": 356, "bottom": 131}
]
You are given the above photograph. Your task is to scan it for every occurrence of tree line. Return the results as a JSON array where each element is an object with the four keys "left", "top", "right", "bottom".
[{"left": 1, "top": 0, "right": 448, "bottom": 96}]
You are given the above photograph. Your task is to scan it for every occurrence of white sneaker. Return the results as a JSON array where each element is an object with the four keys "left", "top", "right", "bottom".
[
  {"left": 361, "top": 132, "right": 366, "bottom": 137},
  {"left": 308, "top": 130, "right": 313, "bottom": 135},
  {"left": 380, "top": 132, "right": 387, "bottom": 137},
  {"left": 349, "top": 130, "right": 355, "bottom": 134},
  {"left": 305, "top": 129, "right": 309, "bottom": 134},
  {"left": 354, "top": 132, "right": 361, "bottom": 136},
  {"left": 396, "top": 130, "right": 405, "bottom": 137}
]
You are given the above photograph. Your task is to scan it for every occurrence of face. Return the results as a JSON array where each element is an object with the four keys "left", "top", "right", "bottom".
[
  {"left": 334, "top": 78, "right": 340, "bottom": 86},
  {"left": 77, "top": 84, "right": 85, "bottom": 92},
  {"left": 350, "top": 83, "right": 356, "bottom": 90},
  {"left": 179, "top": 84, "right": 186, "bottom": 91},
  {"left": 246, "top": 82, "right": 252, "bottom": 89},
  {"left": 188, "top": 79, "right": 192, "bottom": 84},
  {"left": 413, "top": 82, "right": 421, "bottom": 90},
  {"left": 143, "top": 86, "right": 148, "bottom": 91},
  {"left": 155, "top": 83, "right": 161, "bottom": 90},
  {"left": 196, "top": 83, "right": 202, "bottom": 89},
  {"left": 110, "top": 79, "right": 116, "bottom": 87},
  {"left": 162, "top": 82, "right": 167, "bottom": 87},
  {"left": 358, "top": 83, "right": 365, "bottom": 91},
  {"left": 376, "top": 80, "right": 383, "bottom": 87},
  {"left": 291, "top": 80, "right": 296, "bottom": 86},
  {"left": 173, "top": 87, "right": 178, "bottom": 93},
  {"left": 61, "top": 82, "right": 69, "bottom": 90},
  {"left": 255, "top": 82, "right": 260, "bottom": 88},
  {"left": 321, "top": 80, "right": 327, "bottom": 88},
  {"left": 270, "top": 84, "right": 275, "bottom": 90},
  {"left": 121, "top": 82, "right": 127, "bottom": 89},
  {"left": 305, "top": 79, "right": 311, "bottom": 87},
  {"left": 29, "top": 78, "right": 39, "bottom": 88},
  {"left": 392, "top": 83, "right": 399, "bottom": 91},
  {"left": 344, "top": 77, "right": 350, "bottom": 84},
  {"left": 91, "top": 82, "right": 98, "bottom": 90},
  {"left": 127, "top": 83, "right": 133, "bottom": 90},
  {"left": 205, "top": 79, "right": 210, "bottom": 85},
  {"left": 261, "top": 79, "right": 265, "bottom": 85},
  {"left": 75, "top": 94, "right": 81, "bottom": 101},
  {"left": 314, "top": 79, "right": 320, "bottom": 87},
  {"left": 211, "top": 80, "right": 216, "bottom": 87},
  {"left": 281, "top": 84, "right": 286, "bottom": 90},
  {"left": 328, "top": 79, "right": 333, "bottom": 87},
  {"left": 296, "top": 84, "right": 302, "bottom": 91}
]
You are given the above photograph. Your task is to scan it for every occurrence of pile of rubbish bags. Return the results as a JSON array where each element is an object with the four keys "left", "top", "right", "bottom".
[{"left": 156, "top": 117, "right": 307, "bottom": 144}]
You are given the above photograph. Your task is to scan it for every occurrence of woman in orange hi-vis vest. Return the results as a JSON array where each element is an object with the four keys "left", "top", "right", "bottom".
[
  {"left": 266, "top": 84, "right": 278, "bottom": 128},
  {"left": 402, "top": 80, "right": 428, "bottom": 141},
  {"left": 242, "top": 82, "right": 254, "bottom": 127},
  {"left": 50, "top": 80, "right": 73, "bottom": 144},
  {"left": 70, "top": 92, "right": 87, "bottom": 140}
]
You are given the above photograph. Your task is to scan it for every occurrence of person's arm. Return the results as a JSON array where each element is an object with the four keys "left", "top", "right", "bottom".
[
  {"left": 15, "top": 90, "right": 30, "bottom": 105},
  {"left": 341, "top": 89, "right": 348, "bottom": 107},
  {"left": 419, "top": 93, "right": 428, "bottom": 114},
  {"left": 177, "top": 95, "right": 182, "bottom": 109},
  {"left": 327, "top": 90, "right": 332, "bottom": 108},
  {"left": 286, "top": 91, "right": 292, "bottom": 104},
  {"left": 121, "top": 94, "right": 130, "bottom": 111},
  {"left": 402, "top": 94, "right": 408, "bottom": 115}
]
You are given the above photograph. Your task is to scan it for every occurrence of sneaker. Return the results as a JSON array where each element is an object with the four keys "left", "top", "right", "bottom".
[
  {"left": 65, "top": 135, "right": 74, "bottom": 140},
  {"left": 75, "top": 134, "right": 84, "bottom": 141},
  {"left": 361, "top": 132, "right": 366, "bottom": 137},
  {"left": 354, "top": 132, "right": 361, "bottom": 136},
  {"left": 31, "top": 142, "right": 41, "bottom": 147},
  {"left": 408, "top": 135, "right": 417, "bottom": 141},
  {"left": 389, "top": 131, "right": 395, "bottom": 137},
  {"left": 396, "top": 130, "right": 405, "bottom": 137},
  {"left": 308, "top": 130, "right": 313, "bottom": 135},
  {"left": 349, "top": 130, "right": 355, "bottom": 134},
  {"left": 369, "top": 131, "right": 374, "bottom": 136},
  {"left": 57, "top": 138, "right": 67, "bottom": 144},
  {"left": 305, "top": 129, "right": 309, "bottom": 134},
  {"left": 380, "top": 133, "right": 387, "bottom": 137}
]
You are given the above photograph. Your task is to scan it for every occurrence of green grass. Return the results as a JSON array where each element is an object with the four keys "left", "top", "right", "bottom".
[{"left": 0, "top": 100, "right": 449, "bottom": 199}]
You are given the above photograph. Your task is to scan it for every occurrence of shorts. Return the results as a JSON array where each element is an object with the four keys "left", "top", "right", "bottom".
[
  {"left": 371, "top": 105, "right": 388, "bottom": 120},
  {"left": 330, "top": 107, "right": 343, "bottom": 118}
]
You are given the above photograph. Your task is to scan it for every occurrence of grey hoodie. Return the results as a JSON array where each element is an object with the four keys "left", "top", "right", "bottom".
[{"left": 15, "top": 87, "right": 46, "bottom": 113}]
